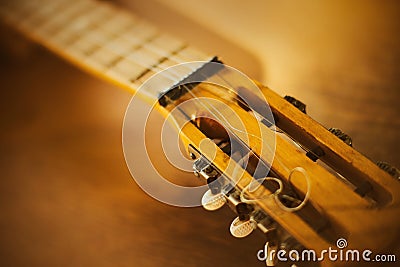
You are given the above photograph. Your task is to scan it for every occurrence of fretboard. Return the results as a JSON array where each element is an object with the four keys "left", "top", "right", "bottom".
[{"left": 0, "top": 0, "right": 213, "bottom": 101}]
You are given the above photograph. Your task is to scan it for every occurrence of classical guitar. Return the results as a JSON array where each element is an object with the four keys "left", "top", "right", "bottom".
[{"left": 1, "top": 0, "right": 399, "bottom": 266}]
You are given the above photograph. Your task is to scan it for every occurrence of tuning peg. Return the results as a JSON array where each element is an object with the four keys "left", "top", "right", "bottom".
[
  {"left": 377, "top": 161, "right": 400, "bottom": 180},
  {"left": 201, "top": 189, "right": 227, "bottom": 211},
  {"left": 328, "top": 128, "right": 352, "bottom": 146},
  {"left": 229, "top": 216, "right": 257, "bottom": 238},
  {"left": 284, "top": 96, "right": 307, "bottom": 114}
]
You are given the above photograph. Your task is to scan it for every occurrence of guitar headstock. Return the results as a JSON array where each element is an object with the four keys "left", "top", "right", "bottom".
[
  {"left": 2, "top": 0, "right": 398, "bottom": 265},
  {"left": 150, "top": 61, "right": 400, "bottom": 266}
]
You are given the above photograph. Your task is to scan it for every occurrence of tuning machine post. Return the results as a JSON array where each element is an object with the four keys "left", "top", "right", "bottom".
[
  {"left": 191, "top": 151, "right": 230, "bottom": 211},
  {"left": 328, "top": 128, "right": 353, "bottom": 146},
  {"left": 284, "top": 95, "right": 307, "bottom": 114},
  {"left": 189, "top": 146, "right": 289, "bottom": 260},
  {"left": 377, "top": 161, "right": 400, "bottom": 180}
]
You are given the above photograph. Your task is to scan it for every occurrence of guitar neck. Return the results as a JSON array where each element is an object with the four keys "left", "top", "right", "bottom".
[
  {"left": 3, "top": 0, "right": 400, "bottom": 261},
  {"left": 0, "top": 0, "right": 213, "bottom": 102}
]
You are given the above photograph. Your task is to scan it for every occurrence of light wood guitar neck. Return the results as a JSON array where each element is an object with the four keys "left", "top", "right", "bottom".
[
  {"left": 1, "top": 1, "right": 399, "bottom": 266},
  {"left": 0, "top": 0, "right": 212, "bottom": 103}
]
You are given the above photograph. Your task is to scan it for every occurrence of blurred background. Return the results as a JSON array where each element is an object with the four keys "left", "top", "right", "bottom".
[{"left": 0, "top": 0, "right": 399, "bottom": 266}]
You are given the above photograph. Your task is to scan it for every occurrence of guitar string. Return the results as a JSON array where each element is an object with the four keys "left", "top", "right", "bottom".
[
  {"left": 81, "top": 10, "right": 312, "bottom": 212},
  {"left": 83, "top": 31, "right": 311, "bottom": 211},
  {"left": 12, "top": 0, "right": 209, "bottom": 85},
  {"left": 93, "top": 6, "right": 313, "bottom": 212},
  {"left": 16, "top": 1, "right": 311, "bottom": 211},
  {"left": 161, "top": 72, "right": 311, "bottom": 211},
  {"left": 62, "top": 4, "right": 310, "bottom": 161},
  {"left": 18, "top": 2, "right": 261, "bottom": 150},
  {"left": 190, "top": 82, "right": 311, "bottom": 211},
  {"left": 78, "top": 31, "right": 279, "bottom": 184}
]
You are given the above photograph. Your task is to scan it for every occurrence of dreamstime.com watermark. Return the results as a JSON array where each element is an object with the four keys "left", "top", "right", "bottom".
[{"left": 257, "top": 238, "right": 396, "bottom": 263}]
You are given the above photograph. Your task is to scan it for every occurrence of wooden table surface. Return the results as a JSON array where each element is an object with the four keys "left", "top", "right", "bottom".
[{"left": 0, "top": 1, "right": 399, "bottom": 266}]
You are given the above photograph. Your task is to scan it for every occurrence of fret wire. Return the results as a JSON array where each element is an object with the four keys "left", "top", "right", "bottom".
[
  {"left": 141, "top": 41, "right": 184, "bottom": 59},
  {"left": 106, "top": 33, "right": 159, "bottom": 69},
  {"left": 120, "top": 23, "right": 158, "bottom": 46},
  {"left": 108, "top": 51, "right": 187, "bottom": 90},
  {"left": 115, "top": 30, "right": 208, "bottom": 69},
  {"left": 2, "top": 0, "right": 209, "bottom": 78},
  {"left": 130, "top": 44, "right": 188, "bottom": 83},
  {"left": 52, "top": 22, "right": 100, "bottom": 48},
  {"left": 113, "top": 27, "right": 212, "bottom": 97},
  {"left": 141, "top": 44, "right": 196, "bottom": 70},
  {"left": 17, "top": 0, "right": 69, "bottom": 30},
  {"left": 106, "top": 37, "right": 154, "bottom": 60},
  {"left": 79, "top": 27, "right": 208, "bottom": 86},
  {"left": 68, "top": 39, "right": 100, "bottom": 58},
  {"left": 82, "top": 27, "right": 149, "bottom": 70},
  {"left": 53, "top": 7, "right": 135, "bottom": 49},
  {"left": 102, "top": 38, "right": 211, "bottom": 98},
  {"left": 36, "top": 1, "right": 101, "bottom": 37},
  {"left": 36, "top": 1, "right": 83, "bottom": 34},
  {"left": 130, "top": 60, "right": 210, "bottom": 99},
  {"left": 129, "top": 51, "right": 207, "bottom": 87},
  {"left": 63, "top": 7, "right": 136, "bottom": 56},
  {"left": 94, "top": 30, "right": 197, "bottom": 71},
  {"left": 84, "top": 43, "right": 104, "bottom": 57},
  {"left": 103, "top": 41, "right": 208, "bottom": 87},
  {"left": 126, "top": 47, "right": 163, "bottom": 68},
  {"left": 87, "top": 42, "right": 158, "bottom": 73},
  {"left": 78, "top": 22, "right": 160, "bottom": 69},
  {"left": 1, "top": 0, "right": 212, "bottom": 100},
  {"left": 114, "top": 33, "right": 160, "bottom": 61},
  {"left": 107, "top": 58, "right": 147, "bottom": 84},
  {"left": 82, "top": 20, "right": 142, "bottom": 59},
  {"left": 128, "top": 46, "right": 207, "bottom": 80},
  {"left": 61, "top": 11, "right": 125, "bottom": 56}
]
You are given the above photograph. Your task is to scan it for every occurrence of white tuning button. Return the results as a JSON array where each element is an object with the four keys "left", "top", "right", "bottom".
[
  {"left": 201, "top": 189, "right": 226, "bottom": 211},
  {"left": 229, "top": 216, "right": 257, "bottom": 238}
]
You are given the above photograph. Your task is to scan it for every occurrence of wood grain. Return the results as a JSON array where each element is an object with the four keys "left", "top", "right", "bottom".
[{"left": 0, "top": 1, "right": 399, "bottom": 267}]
